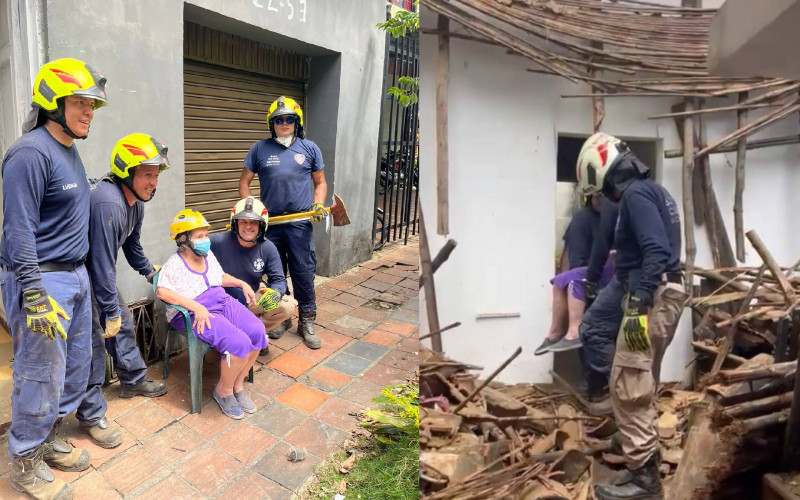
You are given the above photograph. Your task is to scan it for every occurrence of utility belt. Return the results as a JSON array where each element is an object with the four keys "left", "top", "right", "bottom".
[{"left": 1, "top": 259, "right": 85, "bottom": 273}]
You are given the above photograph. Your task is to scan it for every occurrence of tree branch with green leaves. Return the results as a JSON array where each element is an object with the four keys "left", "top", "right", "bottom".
[{"left": 377, "top": 2, "right": 419, "bottom": 107}]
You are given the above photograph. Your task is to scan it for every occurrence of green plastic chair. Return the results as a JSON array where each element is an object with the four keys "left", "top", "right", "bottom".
[{"left": 153, "top": 271, "right": 253, "bottom": 414}]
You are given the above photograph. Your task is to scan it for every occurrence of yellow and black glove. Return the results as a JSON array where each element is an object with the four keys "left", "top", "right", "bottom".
[
  {"left": 310, "top": 203, "right": 327, "bottom": 223},
  {"left": 622, "top": 295, "right": 650, "bottom": 351},
  {"left": 22, "top": 288, "right": 70, "bottom": 340},
  {"left": 256, "top": 288, "right": 283, "bottom": 312},
  {"left": 102, "top": 308, "right": 122, "bottom": 339}
]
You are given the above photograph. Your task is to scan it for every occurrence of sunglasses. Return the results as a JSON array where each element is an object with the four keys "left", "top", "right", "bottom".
[{"left": 274, "top": 116, "right": 296, "bottom": 126}]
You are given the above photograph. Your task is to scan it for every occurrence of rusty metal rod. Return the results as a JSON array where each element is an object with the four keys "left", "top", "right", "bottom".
[{"left": 452, "top": 346, "right": 523, "bottom": 414}]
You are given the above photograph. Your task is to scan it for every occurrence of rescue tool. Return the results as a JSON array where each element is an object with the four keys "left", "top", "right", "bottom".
[{"left": 268, "top": 193, "right": 351, "bottom": 233}]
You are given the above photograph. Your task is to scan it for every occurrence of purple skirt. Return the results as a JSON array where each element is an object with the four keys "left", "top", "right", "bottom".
[
  {"left": 550, "top": 257, "right": 616, "bottom": 302},
  {"left": 169, "top": 287, "right": 267, "bottom": 358}
]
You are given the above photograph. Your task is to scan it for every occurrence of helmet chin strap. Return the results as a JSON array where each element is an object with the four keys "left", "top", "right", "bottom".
[{"left": 48, "top": 101, "right": 87, "bottom": 140}]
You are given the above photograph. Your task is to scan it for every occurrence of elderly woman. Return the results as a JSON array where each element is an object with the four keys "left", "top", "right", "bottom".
[{"left": 155, "top": 209, "right": 267, "bottom": 419}]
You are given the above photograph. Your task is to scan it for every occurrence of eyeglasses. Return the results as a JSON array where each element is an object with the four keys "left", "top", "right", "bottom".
[{"left": 274, "top": 116, "right": 296, "bottom": 126}]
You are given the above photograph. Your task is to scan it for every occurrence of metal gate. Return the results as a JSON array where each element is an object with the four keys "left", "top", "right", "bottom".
[{"left": 372, "top": 30, "right": 420, "bottom": 250}]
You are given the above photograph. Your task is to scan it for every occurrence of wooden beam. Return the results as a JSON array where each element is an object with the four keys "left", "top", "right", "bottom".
[
  {"left": 746, "top": 229, "right": 796, "bottom": 303},
  {"left": 664, "top": 134, "right": 800, "bottom": 158},
  {"left": 682, "top": 98, "right": 697, "bottom": 295},
  {"left": 436, "top": 15, "right": 450, "bottom": 235},
  {"left": 419, "top": 207, "right": 443, "bottom": 352},
  {"left": 735, "top": 92, "right": 748, "bottom": 262}
]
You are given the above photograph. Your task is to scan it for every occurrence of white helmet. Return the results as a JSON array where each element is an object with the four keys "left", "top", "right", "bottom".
[{"left": 576, "top": 132, "right": 624, "bottom": 196}]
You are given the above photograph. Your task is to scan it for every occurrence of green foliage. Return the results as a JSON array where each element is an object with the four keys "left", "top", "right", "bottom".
[
  {"left": 361, "top": 380, "right": 419, "bottom": 444},
  {"left": 376, "top": 2, "right": 420, "bottom": 38},
  {"left": 388, "top": 76, "right": 420, "bottom": 107},
  {"left": 377, "top": 2, "right": 420, "bottom": 108}
]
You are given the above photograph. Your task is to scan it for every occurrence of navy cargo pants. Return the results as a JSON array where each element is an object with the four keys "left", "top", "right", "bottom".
[
  {"left": 578, "top": 276, "right": 625, "bottom": 398},
  {"left": 1, "top": 266, "right": 92, "bottom": 459},
  {"left": 266, "top": 221, "right": 317, "bottom": 313}
]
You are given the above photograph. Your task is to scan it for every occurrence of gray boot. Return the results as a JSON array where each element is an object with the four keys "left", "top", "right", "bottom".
[
  {"left": 268, "top": 318, "right": 292, "bottom": 340},
  {"left": 11, "top": 446, "right": 73, "bottom": 500},
  {"left": 594, "top": 454, "right": 663, "bottom": 500},
  {"left": 298, "top": 311, "right": 321, "bottom": 349},
  {"left": 43, "top": 418, "right": 91, "bottom": 472},
  {"left": 79, "top": 416, "right": 123, "bottom": 449}
]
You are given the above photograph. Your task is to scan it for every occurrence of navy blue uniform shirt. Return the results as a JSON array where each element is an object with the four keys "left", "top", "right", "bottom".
[
  {"left": 614, "top": 179, "right": 682, "bottom": 304},
  {"left": 563, "top": 205, "right": 600, "bottom": 269},
  {"left": 88, "top": 179, "right": 154, "bottom": 317},
  {"left": 243, "top": 137, "right": 324, "bottom": 215},
  {"left": 0, "top": 127, "right": 90, "bottom": 290},
  {"left": 586, "top": 199, "right": 619, "bottom": 283},
  {"left": 210, "top": 231, "right": 287, "bottom": 295}
]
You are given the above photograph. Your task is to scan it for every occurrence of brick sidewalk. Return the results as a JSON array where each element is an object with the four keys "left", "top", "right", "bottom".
[{"left": 0, "top": 238, "right": 419, "bottom": 499}]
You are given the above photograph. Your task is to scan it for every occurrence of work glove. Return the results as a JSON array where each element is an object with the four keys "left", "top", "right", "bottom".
[
  {"left": 256, "top": 287, "right": 283, "bottom": 312},
  {"left": 146, "top": 264, "right": 162, "bottom": 284},
  {"left": 583, "top": 280, "right": 598, "bottom": 308},
  {"left": 22, "top": 288, "right": 70, "bottom": 340},
  {"left": 102, "top": 308, "right": 122, "bottom": 339},
  {"left": 310, "top": 203, "right": 327, "bottom": 223},
  {"left": 622, "top": 295, "right": 650, "bottom": 351}
]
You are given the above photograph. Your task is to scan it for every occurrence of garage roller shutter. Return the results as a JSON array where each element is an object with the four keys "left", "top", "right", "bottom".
[{"left": 183, "top": 62, "right": 305, "bottom": 231}]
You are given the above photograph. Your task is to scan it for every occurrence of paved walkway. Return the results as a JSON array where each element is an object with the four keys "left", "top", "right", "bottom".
[{"left": 0, "top": 238, "right": 419, "bottom": 499}]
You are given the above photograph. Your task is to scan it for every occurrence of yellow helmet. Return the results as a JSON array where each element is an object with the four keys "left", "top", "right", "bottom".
[
  {"left": 169, "top": 209, "right": 210, "bottom": 242},
  {"left": 230, "top": 197, "right": 268, "bottom": 241},
  {"left": 111, "top": 133, "right": 170, "bottom": 202},
  {"left": 32, "top": 58, "right": 108, "bottom": 112},
  {"left": 267, "top": 96, "right": 304, "bottom": 138}
]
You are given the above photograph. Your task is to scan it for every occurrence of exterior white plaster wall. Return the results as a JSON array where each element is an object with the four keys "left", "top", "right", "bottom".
[{"left": 419, "top": 13, "right": 800, "bottom": 384}]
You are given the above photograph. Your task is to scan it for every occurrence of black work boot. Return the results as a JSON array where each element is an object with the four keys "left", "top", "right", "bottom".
[
  {"left": 79, "top": 416, "right": 123, "bottom": 449},
  {"left": 298, "top": 311, "right": 321, "bottom": 349},
  {"left": 268, "top": 318, "right": 292, "bottom": 340},
  {"left": 594, "top": 454, "right": 663, "bottom": 500},
  {"left": 10, "top": 446, "right": 73, "bottom": 500},
  {"left": 119, "top": 377, "right": 167, "bottom": 398},
  {"left": 43, "top": 419, "right": 91, "bottom": 473}
]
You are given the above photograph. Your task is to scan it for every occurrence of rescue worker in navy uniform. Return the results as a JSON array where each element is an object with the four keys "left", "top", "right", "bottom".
[
  {"left": 239, "top": 96, "right": 327, "bottom": 349},
  {"left": 75, "top": 133, "right": 170, "bottom": 450},
  {"left": 0, "top": 58, "right": 107, "bottom": 500},
  {"left": 210, "top": 197, "right": 296, "bottom": 357},
  {"left": 580, "top": 133, "right": 687, "bottom": 500}
]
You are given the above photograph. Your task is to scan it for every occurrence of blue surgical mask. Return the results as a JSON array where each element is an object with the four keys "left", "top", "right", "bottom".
[{"left": 191, "top": 238, "right": 211, "bottom": 257}]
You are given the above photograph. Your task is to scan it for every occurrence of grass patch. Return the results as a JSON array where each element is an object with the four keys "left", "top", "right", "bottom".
[{"left": 304, "top": 432, "right": 419, "bottom": 499}]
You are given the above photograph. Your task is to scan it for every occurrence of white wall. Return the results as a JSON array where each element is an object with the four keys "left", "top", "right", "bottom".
[{"left": 419, "top": 9, "right": 800, "bottom": 384}]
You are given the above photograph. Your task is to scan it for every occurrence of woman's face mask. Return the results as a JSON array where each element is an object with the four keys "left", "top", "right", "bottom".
[{"left": 190, "top": 238, "right": 211, "bottom": 257}]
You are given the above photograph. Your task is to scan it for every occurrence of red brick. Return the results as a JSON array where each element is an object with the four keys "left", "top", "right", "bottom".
[
  {"left": 103, "top": 386, "right": 147, "bottom": 420},
  {"left": 136, "top": 474, "right": 200, "bottom": 500},
  {"left": 291, "top": 342, "right": 338, "bottom": 365},
  {"left": 71, "top": 470, "right": 123, "bottom": 500},
  {"left": 268, "top": 352, "right": 315, "bottom": 378},
  {"left": 176, "top": 446, "right": 244, "bottom": 496},
  {"left": 180, "top": 400, "right": 237, "bottom": 439},
  {"left": 146, "top": 363, "right": 181, "bottom": 389},
  {"left": 314, "top": 285, "right": 341, "bottom": 300},
  {"left": 67, "top": 425, "right": 137, "bottom": 468},
  {"left": 360, "top": 260, "right": 387, "bottom": 270},
  {"left": 362, "top": 329, "right": 401, "bottom": 347},
  {"left": 377, "top": 319, "right": 418, "bottom": 336},
  {"left": 397, "top": 278, "right": 419, "bottom": 290},
  {"left": 371, "top": 272, "right": 404, "bottom": 285},
  {"left": 379, "top": 350, "right": 418, "bottom": 371},
  {"left": 331, "top": 292, "right": 370, "bottom": 308},
  {"left": 395, "top": 263, "right": 419, "bottom": 271},
  {"left": 318, "top": 329, "right": 351, "bottom": 350},
  {"left": 349, "top": 306, "right": 391, "bottom": 323},
  {"left": 411, "top": 330, "right": 419, "bottom": 338},
  {"left": 325, "top": 278, "right": 355, "bottom": 291},
  {"left": 160, "top": 353, "right": 191, "bottom": 385},
  {"left": 327, "top": 324, "right": 366, "bottom": 339},
  {"left": 216, "top": 469, "right": 293, "bottom": 500},
  {"left": 318, "top": 300, "right": 355, "bottom": 316},
  {"left": 362, "top": 364, "right": 412, "bottom": 387},
  {"left": 271, "top": 331, "right": 303, "bottom": 351},
  {"left": 285, "top": 418, "right": 348, "bottom": 457},
  {"left": 100, "top": 445, "right": 164, "bottom": 496},
  {"left": 142, "top": 422, "right": 205, "bottom": 467},
  {"left": 337, "top": 273, "right": 369, "bottom": 285},
  {"left": 151, "top": 381, "right": 193, "bottom": 419},
  {"left": 397, "top": 337, "right": 419, "bottom": 353},
  {"left": 257, "top": 345, "right": 285, "bottom": 365},
  {"left": 382, "top": 267, "right": 414, "bottom": 278},
  {"left": 312, "top": 397, "right": 364, "bottom": 432},
  {"left": 240, "top": 388, "right": 271, "bottom": 414},
  {"left": 251, "top": 368, "right": 296, "bottom": 398},
  {"left": 306, "top": 367, "right": 352, "bottom": 392},
  {"left": 337, "top": 379, "right": 385, "bottom": 407},
  {"left": 115, "top": 400, "right": 175, "bottom": 441},
  {"left": 214, "top": 421, "right": 276, "bottom": 465},
  {"left": 51, "top": 465, "right": 92, "bottom": 485},
  {"left": 276, "top": 383, "right": 329, "bottom": 413},
  {"left": 347, "top": 285, "right": 381, "bottom": 299},
  {"left": 360, "top": 279, "right": 393, "bottom": 292},
  {"left": 351, "top": 267, "right": 378, "bottom": 279},
  {"left": 313, "top": 309, "right": 339, "bottom": 328}
]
